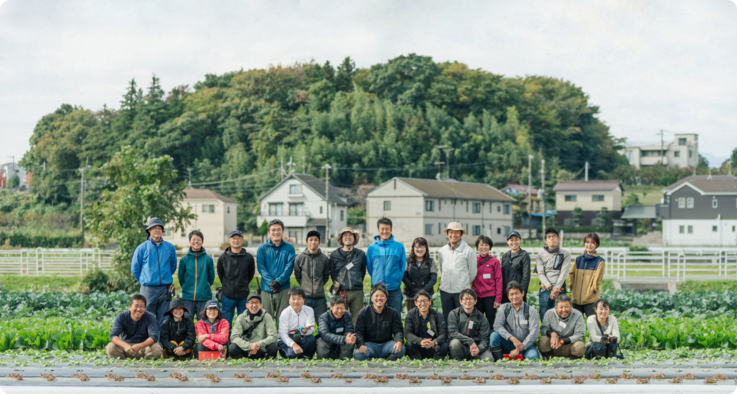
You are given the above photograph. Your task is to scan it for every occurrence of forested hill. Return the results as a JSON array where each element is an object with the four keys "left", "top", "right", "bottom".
[{"left": 20, "top": 54, "right": 626, "bottom": 231}]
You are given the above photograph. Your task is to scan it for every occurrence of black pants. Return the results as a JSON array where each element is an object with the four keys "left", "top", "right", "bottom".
[
  {"left": 476, "top": 296, "right": 497, "bottom": 326},
  {"left": 573, "top": 302, "right": 596, "bottom": 319},
  {"left": 405, "top": 340, "right": 449, "bottom": 360},
  {"left": 228, "top": 343, "right": 278, "bottom": 360},
  {"left": 440, "top": 290, "right": 462, "bottom": 322}
]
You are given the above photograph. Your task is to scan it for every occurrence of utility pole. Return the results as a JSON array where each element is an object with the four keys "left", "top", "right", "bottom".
[
  {"left": 585, "top": 161, "right": 589, "bottom": 182},
  {"left": 301, "top": 156, "right": 307, "bottom": 174},
  {"left": 728, "top": 159, "right": 732, "bottom": 176},
  {"left": 280, "top": 157, "right": 285, "bottom": 181},
  {"left": 443, "top": 148, "right": 455, "bottom": 179},
  {"left": 322, "top": 163, "right": 332, "bottom": 247},
  {"left": 79, "top": 158, "right": 90, "bottom": 235},
  {"left": 186, "top": 167, "right": 193, "bottom": 187},
  {"left": 434, "top": 145, "right": 446, "bottom": 179},
  {"left": 286, "top": 156, "right": 295, "bottom": 175},
  {"left": 541, "top": 159, "right": 546, "bottom": 236},
  {"left": 527, "top": 155, "right": 533, "bottom": 240},
  {"left": 658, "top": 129, "right": 665, "bottom": 165}
]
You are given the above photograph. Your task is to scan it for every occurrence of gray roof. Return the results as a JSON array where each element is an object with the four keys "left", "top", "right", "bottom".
[
  {"left": 663, "top": 175, "right": 737, "bottom": 195},
  {"left": 184, "top": 188, "right": 236, "bottom": 203},
  {"left": 393, "top": 177, "right": 514, "bottom": 201},
  {"left": 553, "top": 180, "right": 623, "bottom": 192},
  {"left": 621, "top": 205, "right": 658, "bottom": 219},
  {"left": 259, "top": 174, "right": 347, "bottom": 205}
]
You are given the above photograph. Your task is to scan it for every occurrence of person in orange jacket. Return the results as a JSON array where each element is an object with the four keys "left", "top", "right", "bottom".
[{"left": 195, "top": 300, "right": 230, "bottom": 358}]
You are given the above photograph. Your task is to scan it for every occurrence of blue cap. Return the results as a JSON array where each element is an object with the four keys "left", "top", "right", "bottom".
[{"left": 228, "top": 230, "right": 243, "bottom": 238}]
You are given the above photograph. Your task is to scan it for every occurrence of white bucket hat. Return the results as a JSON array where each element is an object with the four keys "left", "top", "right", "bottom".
[{"left": 444, "top": 222, "right": 465, "bottom": 235}]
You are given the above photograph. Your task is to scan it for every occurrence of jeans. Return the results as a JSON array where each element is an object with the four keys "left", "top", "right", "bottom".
[
  {"left": 221, "top": 295, "right": 247, "bottom": 328},
  {"left": 369, "top": 289, "right": 403, "bottom": 313},
  {"left": 180, "top": 299, "right": 209, "bottom": 321},
  {"left": 139, "top": 285, "right": 169, "bottom": 330},
  {"left": 354, "top": 340, "right": 406, "bottom": 361},
  {"left": 440, "top": 290, "right": 461, "bottom": 323},
  {"left": 304, "top": 297, "right": 327, "bottom": 320},
  {"left": 278, "top": 335, "right": 317, "bottom": 359},
  {"left": 538, "top": 288, "right": 567, "bottom": 322},
  {"left": 405, "top": 340, "right": 449, "bottom": 360},
  {"left": 489, "top": 332, "right": 540, "bottom": 360}
]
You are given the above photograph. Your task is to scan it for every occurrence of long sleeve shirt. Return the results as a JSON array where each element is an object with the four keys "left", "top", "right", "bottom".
[
  {"left": 278, "top": 305, "right": 315, "bottom": 348},
  {"left": 493, "top": 303, "right": 539, "bottom": 350},
  {"left": 586, "top": 315, "right": 621, "bottom": 346},
  {"left": 437, "top": 240, "right": 477, "bottom": 293},
  {"left": 354, "top": 305, "right": 404, "bottom": 347},
  {"left": 447, "top": 307, "right": 491, "bottom": 352},
  {"left": 541, "top": 308, "right": 586, "bottom": 344}
]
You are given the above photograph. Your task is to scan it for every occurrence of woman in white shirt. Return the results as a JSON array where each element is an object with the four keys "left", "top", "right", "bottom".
[{"left": 585, "top": 299, "right": 622, "bottom": 359}]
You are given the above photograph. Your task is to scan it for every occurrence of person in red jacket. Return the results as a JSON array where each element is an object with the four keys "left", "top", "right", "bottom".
[
  {"left": 195, "top": 300, "right": 229, "bottom": 358},
  {"left": 472, "top": 235, "right": 502, "bottom": 325}
]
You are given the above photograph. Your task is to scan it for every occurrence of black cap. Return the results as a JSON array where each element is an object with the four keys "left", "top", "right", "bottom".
[
  {"left": 506, "top": 230, "right": 522, "bottom": 240},
  {"left": 246, "top": 293, "right": 262, "bottom": 303},
  {"left": 228, "top": 230, "right": 243, "bottom": 238},
  {"left": 306, "top": 230, "right": 321, "bottom": 242}
]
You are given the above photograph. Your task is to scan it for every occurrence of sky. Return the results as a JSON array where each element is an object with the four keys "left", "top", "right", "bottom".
[{"left": 1, "top": 0, "right": 736, "bottom": 168}]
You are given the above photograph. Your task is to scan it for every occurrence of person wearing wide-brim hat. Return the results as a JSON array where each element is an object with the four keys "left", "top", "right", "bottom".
[
  {"left": 436, "top": 222, "right": 477, "bottom": 322},
  {"left": 329, "top": 227, "right": 367, "bottom": 327},
  {"left": 131, "top": 217, "right": 179, "bottom": 330}
]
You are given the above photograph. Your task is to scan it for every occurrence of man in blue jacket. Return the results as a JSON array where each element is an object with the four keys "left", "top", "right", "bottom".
[
  {"left": 131, "top": 218, "right": 178, "bottom": 330},
  {"left": 257, "top": 219, "right": 295, "bottom": 320},
  {"left": 366, "top": 217, "right": 406, "bottom": 313}
]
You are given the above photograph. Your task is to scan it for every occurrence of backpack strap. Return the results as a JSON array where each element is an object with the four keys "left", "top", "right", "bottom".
[{"left": 523, "top": 304, "right": 529, "bottom": 321}]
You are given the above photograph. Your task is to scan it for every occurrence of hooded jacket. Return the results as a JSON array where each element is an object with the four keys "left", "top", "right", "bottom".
[
  {"left": 447, "top": 307, "right": 491, "bottom": 352},
  {"left": 437, "top": 240, "right": 477, "bottom": 294},
  {"left": 366, "top": 235, "right": 407, "bottom": 291},
  {"left": 569, "top": 252, "right": 606, "bottom": 305},
  {"left": 294, "top": 248, "right": 331, "bottom": 298},
  {"left": 178, "top": 248, "right": 215, "bottom": 302},
  {"left": 230, "top": 309, "right": 278, "bottom": 351},
  {"left": 256, "top": 239, "right": 295, "bottom": 293},
  {"left": 541, "top": 308, "right": 586, "bottom": 344},
  {"left": 195, "top": 317, "right": 230, "bottom": 350},
  {"left": 329, "top": 247, "right": 367, "bottom": 292},
  {"left": 131, "top": 237, "right": 178, "bottom": 286},
  {"left": 217, "top": 247, "right": 255, "bottom": 300},
  {"left": 404, "top": 307, "right": 447, "bottom": 348},
  {"left": 536, "top": 246, "right": 572, "bottom": 290},
  {"left": 402, "top": 257, "right": 437, "bottom": 298},
  {"left": 500, "top": 249, "right": 531, "bottom": 301},
  {"left": 159, "top": 299, "right": 197, "bottom": 351}
]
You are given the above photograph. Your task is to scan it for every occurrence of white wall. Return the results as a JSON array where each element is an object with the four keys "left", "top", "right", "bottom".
[{"left": 663, "top": 219, "right": 737, "bottom": 246}]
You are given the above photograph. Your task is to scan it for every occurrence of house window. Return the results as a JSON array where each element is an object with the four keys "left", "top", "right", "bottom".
[
  {"left": 320, "top": 206, "right": 323, "bottom": 214},
  {"left": 565, "top": 195, "right": 577, "bottom": 202},
  {"left": 689, "top": 151, "right": 692, "bottom": 158},
  {"left": 268, "top": 203, "right": 283, "bottom": 216},
  {"left": 490, "top": 203, "right": 493, "bottom": 213},
  {"left": 227, "top": 207, "right": 230, "bottom": 214},
  {"left": 679, "top": 138, "right": 687, "bottom": 146},
  {"left": 497, "top": 205, "right": 501, "bottom": 212},
  {"left": 466, "top": 201, "right": 469, "bottom": 212},
  {"left": 472, "top": 202, "right": 481, "bottom": 213},
  {"left": 687, "top": 198, "right": 694, "bottom": 208},
  {"left": 674, "top": 151, "right": 680, "bottom": 157},
  {"left": 733, "top": 226, "right": 736, "bottom": 232},
  {"left": 505, "top": 226, "right": 511, "bottom": 235},
  {"left": 425, "top": 200, "right": 434, "bottom": 211},
  {"left": 712, "top": 199, "right": 718, "bottom": 208},
  {"left": 592, "top": 195, "right": 604, "bottom": 202},
  {"left": 688, "top": 225, "right": 693, "bottom": 234},
  {"left": 535, "top": 200, "right": 540, "bottom": 211},
  {"left": 289, "top": 203, "right": 303, "bottom": 216},
  {"left": 181, "top": 232, "right": 186, "bottom": 238},
  {"left": 473, "top": 225, "right": 481, "bottom": 236},
  {"left": 340, "top": 210, "right": 344, "bottom": 221},
  {"left": 678, "top": 198, "right": 685, "bottom": 208},
  {"left": 497, "top": 227, "right": 501, "bottom": 234},
  {"left": 202, "top": 204, "right": 215, "bottom": 213},
  {"left": 425, "top": 224, "right": 433, "bottom": 235},
  {"left": 504, "top": 204, "right": 511, "bottom": 215},
  {"left": 439, "top": 200, "right": 442, "bottom": 211},
  {"left": 679, "top": 225, "right": 684, "bottom": 234},
  {"left": 383, "top": 201, "right": 391, "bottom": 211},
  {"left": 288, "top": 230, "right": 302, "bottom": 241},
  {"left": 289, "top": 184, "right": 302, "bottom": 194},
  {"left": 438, "top": 223, "right": 442, "bottom": 235},
  {"left": 713, "top": 226, "right": 718, "bottom": 232},
  {"left": 163, "top": 228, "right": 173, "bottom": 238}
]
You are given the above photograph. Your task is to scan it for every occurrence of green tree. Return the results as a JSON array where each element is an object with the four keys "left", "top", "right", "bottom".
[
  {"left": 625, "top": 193, "right": 640, "bottom": 206},
  {"left": 6, "top": 174, "right": 19, "bottom": 189},
  {"left": 347, "top": 207, "right": 366, "bottom": 225},
  {"left": 595, "top": 207, "right": 610, "bottom": 226},
  {"left": 258, "top": 220, "right": 268, "bottom": 236},
  {"left": 84, "top": 146, "right": 195, "bottom": 291},
  {"left": 572, "top": 207, "right": 583, "bottom": 226}
]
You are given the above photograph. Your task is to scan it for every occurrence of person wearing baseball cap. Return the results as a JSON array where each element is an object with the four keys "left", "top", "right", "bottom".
[
  {"left": 228, "top": 293, "right": 279, "bottom": 360},
  {"left": 195, "top": 300, "right": 230, "bottom": 359},
  {"left": 500, "top": 230, "right": 531, "bottom": 304},
  {"left": 217, "top": 230, "right": 255, "bottom": 328},
  {"left": 437, "top": 222, "right": 477, "bottom": 322}
]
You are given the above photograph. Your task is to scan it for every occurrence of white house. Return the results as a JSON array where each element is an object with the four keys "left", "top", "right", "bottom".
[
  {"left": 164, "top": 188, "right": 238, "bottom": 249},
  {"left": 366, "top": 177, "right": 515, "bottom": 246},
  {"left": 622, "top": 133, "right": 699, "bottom": 170},
  {"left": 660, "top": 175, "right": 737, "bottom": 246},
  {"left": 257, "top": 174, "right": 348, "bottom": 246}
]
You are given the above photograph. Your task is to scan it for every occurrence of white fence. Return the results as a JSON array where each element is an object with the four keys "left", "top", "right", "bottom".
[{"left": 0, "top": 247, "right": 736, "bottom": 281}]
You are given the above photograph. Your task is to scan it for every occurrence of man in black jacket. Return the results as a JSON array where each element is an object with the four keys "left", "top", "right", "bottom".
[
  {"left": 316, "top": 296, "right": 356, "bottom": 360},
  {"left": 329, "top": 227, "right": 366, "bottom": 327},
  {"left": 448, "top": 289, "right": 492, "bottom": 360},
  {"left": 404, "top": 290, "right": 448, "bottom": 360},
  {"left": 354, "top": 283, "right": 405, "bottom": 360},
  {"left": 295, "top": 231, "right": 331, "bottom": 320},
  {"left": 159, "top": 299, "right": 196, "bottom": 360},
  {"left": 217, "top": 230, "right": 255, "bottom": 327},
  {"left": 500, "top": 231, "right": 531, "bottom": 304}
]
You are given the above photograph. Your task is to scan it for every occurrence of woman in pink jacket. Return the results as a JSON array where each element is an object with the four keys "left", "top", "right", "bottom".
[
  {"left": 472, "top": 235, "right": 502, "bottom": 325},
  {"left": 195, "top": 300, "right": 230, "bottom": 358}
]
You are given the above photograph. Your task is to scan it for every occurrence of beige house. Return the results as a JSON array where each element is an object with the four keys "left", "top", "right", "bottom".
[
  {"left": 366, "top": 177, "right": 515, "bottom": 246},
  {"left": 552, "top": 180, "right": 623, "bottom": 226},
  {"left": 163, "top": 188, "right": 238, "bottom": 249}
]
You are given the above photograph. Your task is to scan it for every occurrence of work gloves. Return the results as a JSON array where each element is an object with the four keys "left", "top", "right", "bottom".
[{"left": 270, "top": 280, "right": 281, "bottom": 293}]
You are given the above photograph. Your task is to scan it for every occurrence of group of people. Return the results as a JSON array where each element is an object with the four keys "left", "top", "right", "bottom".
[{"left": 106, "top": 216, "right": 621, "bottom": 362}]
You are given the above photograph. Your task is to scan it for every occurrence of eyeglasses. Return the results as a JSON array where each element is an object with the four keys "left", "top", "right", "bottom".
[{"left": 415, "top": 299, "right": 431, "bottom": 304}]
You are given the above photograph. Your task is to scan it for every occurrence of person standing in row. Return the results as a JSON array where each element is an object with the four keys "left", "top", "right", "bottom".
[
  {"left": 569, "top": 233, "right": 606, "bottom": 318},
  {"left": 366, "top": 217, "right": 406, "bottom": 313},
  {"left": 402, "top": 237, "right": 437, "bottom": 312},
  {"left": 329, "top": 227, "right": 366, "bottom": 327},
  {"left": 217, "top": 230, "right": 255, "bottom": 328},
  {"left": 257, "top": 219, "right": 295, "bottom": 320},
  {"left": 131, "top": 217, "right": 178, "bottom": 330},
  {"left": 500, "top": 231, "right": 531, "bottom": 304},
  {"left": 437, "top": 222, "right": 477, "bottom": 322},
  {"left": 295, "top": 230, "right": 331, "bottom": 320},
  {"left": 472, "top": 235, "right": 502, "bottom": 325},
  {"left": 177, "top": 230, "right": 215, "bottom": 321},
  {"left": 536, "top": 228, "right": 572, "bottom": 322}
]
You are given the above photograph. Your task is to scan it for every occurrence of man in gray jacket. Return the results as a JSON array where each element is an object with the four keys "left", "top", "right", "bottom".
[
  {"left": 490, "top": 281, "right": 540, "bottom": 361},
  {"left": 294, "top": 231, "right": 331, "bottom": 319},
  {"left": 437, "top": 222, "right": 477, "bottom": 322},
  {"left": 536, "top": 227, "right": 572, "bottom": 321},
  {"left": 539, "top": 294, "right": 586, "bottom": 359}
]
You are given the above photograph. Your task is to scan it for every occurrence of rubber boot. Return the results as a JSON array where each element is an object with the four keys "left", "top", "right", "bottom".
[
  {"left": 540, "top": 351, "right": 553, "bottom": 360},
  {"left": 490, "top": 346, "right": 503, "bottom": 362}
]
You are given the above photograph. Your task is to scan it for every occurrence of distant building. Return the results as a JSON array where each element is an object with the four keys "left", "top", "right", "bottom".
[
  {"left": 366, "top": 177, "right": 515, "bottom": 246},
  {"left": 622, "top": 133, "right": 699, "bottom": 170},
  {"left": 0, "top": 169, "right": 5, "bottom": 189},
  {"left": 552, "top": 180, "right": 624, "bottom": 226},
  {"left": 257, "top": 174, "right": 348, "bottom": 246},
  {"left": 660, "top": 175, "right": 737, "bottom": 246},
  {"left": 501, "top": 184, "right": 545, "bottom": 228},
  {"left": 163, "top": 188, "right": 238, "bottom": 249},
  {"left": 0, "top": 163, "right": 25, "bottom": 188}
]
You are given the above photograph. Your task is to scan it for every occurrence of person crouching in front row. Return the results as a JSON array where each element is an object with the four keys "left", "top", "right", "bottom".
[
  {"left": 539, "top": 294, "right": 586, "bottom": 359},
  {"left": 195, "top": 300, "right": 229, "bottom": 358},
  {"left": 160, "top": 299, "right": 196, "bottom": 360},
  {"left": 229, "top": 293, "right": 279, "bottom": 359},
  {"left": 278, "top": 287, "right": 317, "bottom": 359},
  {"left": 316, "top": 295, "right": 356, "bottom": 360},
  {"left": 106, "top": 294, "right": 163, "bottom": 360},
  {"left": 404, "top": 290, "right": 448, "bottom": 360},
  {"left": 354, "top": 283, "right": 406, "bottom": 360},
  {"left": 447, "top": 288, "right": 492, "bottom": 360},
  {"left": 490, "top": 281, "right": 540, "bottom": 361}
]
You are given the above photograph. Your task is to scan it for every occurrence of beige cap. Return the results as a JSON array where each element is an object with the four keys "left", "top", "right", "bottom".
[
  {"left": 444, "top": 222, "right": 465, "bottom": 235},
  {"left": 337, "top": 227, "right": 361, "bottom": 246}
]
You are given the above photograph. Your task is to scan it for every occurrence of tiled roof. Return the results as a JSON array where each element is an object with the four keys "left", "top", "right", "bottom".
[
  {"left": 184, "top": 188, "right": 236, "bottom": 203},
  {"left": 552, "top": 180, "right": 622, "bottom": 192},
  {"left": 663, "top": 175, "right": 737, "bottom": 194},
  {"left": 395, "top": 178, "right": 514, "bottom": 201}
]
